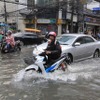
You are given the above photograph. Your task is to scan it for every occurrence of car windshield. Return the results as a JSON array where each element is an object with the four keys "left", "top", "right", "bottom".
[{"left": 58, "top": 35, "right": 76, "bottom": 45}]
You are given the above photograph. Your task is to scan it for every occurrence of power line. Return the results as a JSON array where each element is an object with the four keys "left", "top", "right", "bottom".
[
  {"left": 0, "top": 0, "right": 74, "bottom": 8},
  {"left": 0, "top": 7, "right": 28, "bottom": 16},
  {"left": 0, "top": 0, "right": 28, "bottom": 6},
  {"left": 0, "top": 0, "right": 96, "bottom": 19},
  {"left": 1, "top": 0, "right": 96, "bottom": 20},
  {"left": 0, "top": 1, "right": 68, "bottom": 16}
]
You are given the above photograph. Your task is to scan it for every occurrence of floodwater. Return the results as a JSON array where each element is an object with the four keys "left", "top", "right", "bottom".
[{"left": 0, "top": 46, "right": 100, "bottom": 100}]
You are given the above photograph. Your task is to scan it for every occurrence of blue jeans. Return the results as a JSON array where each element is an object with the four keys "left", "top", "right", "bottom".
[{"left": 6, "top": 43, "right": 12, "bottom": 51}]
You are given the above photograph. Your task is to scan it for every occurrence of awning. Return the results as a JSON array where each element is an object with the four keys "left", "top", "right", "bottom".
[
  {"left": 86, "top": 22, "right": 100, "bottom": 26},
  {"left": 25, "top": 28, "right": 41, "bottom": 33}
]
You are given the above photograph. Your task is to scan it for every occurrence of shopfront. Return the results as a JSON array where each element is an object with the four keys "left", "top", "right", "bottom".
[
  {"left": 84, "top": 16, "right": 100, "bottom": 35},
  {"left": 25, "top": 18, "right": 67, "bottom": 35},
  {"left": 36, "top": 18, "right": 57, "bottom": 34}
]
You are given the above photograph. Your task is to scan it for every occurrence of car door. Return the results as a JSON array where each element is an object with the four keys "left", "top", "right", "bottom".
[
  {"left": 83, "top": 36, "right": 96, "bottom": 58},
  {"left": 72, "top": 37, "right": 89, "bottom": 61}
]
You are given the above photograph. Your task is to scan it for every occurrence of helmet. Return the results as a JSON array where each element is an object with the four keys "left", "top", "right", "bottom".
[
  {"left": 7, "top": 30, "right": 12, "bottom": 35},
  {"left": 49, "top": 31, "right": 56, "bottom": 38}
]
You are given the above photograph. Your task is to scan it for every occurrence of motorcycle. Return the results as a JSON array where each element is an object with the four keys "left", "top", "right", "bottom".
[
  {"left": 0, "top": 40, "right": 21, "bottom": 53},
  {"left": 24, "top": 46, "right": 68, "bottom": 74},
  {"left": 25, "top": 54, "right": 68, "bottom": 74}
]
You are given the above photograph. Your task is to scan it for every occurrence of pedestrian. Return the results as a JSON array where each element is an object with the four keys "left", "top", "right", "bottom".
[
  {"left": 96, "top": 31, "right": 100, "bottom": 40},
  {"left": 66, "top": 29, "right": 69, "bottom": 33}
]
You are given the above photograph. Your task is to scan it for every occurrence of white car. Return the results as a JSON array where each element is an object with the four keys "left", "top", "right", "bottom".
[{"left": 33, "top": 34, "right": 100, "bottom": 63}]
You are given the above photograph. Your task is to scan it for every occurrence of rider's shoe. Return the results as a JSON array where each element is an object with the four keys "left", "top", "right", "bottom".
[{"left": 60, "top": 63, "right": 66, "bottom": 71}]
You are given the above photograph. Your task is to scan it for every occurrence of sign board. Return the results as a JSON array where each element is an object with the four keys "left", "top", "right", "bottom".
[
  {"left": 37, "top": 19, "right": 50, "bottom": 24},
  {"left": 37, "top": 19, "right": 56, "bottom": 24}
]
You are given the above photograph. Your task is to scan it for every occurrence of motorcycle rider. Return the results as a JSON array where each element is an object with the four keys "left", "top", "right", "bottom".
[
  {"left": 39, "top": 31, "right": 62, "bottom": 66},
  {"left": 5, "top": 30, "right": 15, "bottom": 51}
]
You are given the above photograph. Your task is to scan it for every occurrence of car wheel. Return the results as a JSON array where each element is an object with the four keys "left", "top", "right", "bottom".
[
  {"left": 20, "top": 41, "right": 24, "bottom": 46},
  {"left": 66, "top": 54, "right": 73, "bottom": 65},
  {"left": 93, "top": 50, "right": 99, "bottom": 58}
]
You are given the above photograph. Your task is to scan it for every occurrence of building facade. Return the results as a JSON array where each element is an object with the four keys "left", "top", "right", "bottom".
[
  {"left": 25, "top": 0, "right": 80, "bottom": 34},
  {"left": 26, "top": 0, "right": 98, "bottom": 34},
  {"left": 84, "top": 0, "right": 100, "bottom": 34},
  {"left": 26, "top": 0, "right": 58, "bottom": 34},
  {"left": 0, "top": 0, "right": 26, "bottom": 32}
]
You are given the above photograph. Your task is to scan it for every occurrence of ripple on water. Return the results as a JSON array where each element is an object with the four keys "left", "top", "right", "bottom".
[{"left": 3, "top": 81, "right": 11, "bottom": 85}]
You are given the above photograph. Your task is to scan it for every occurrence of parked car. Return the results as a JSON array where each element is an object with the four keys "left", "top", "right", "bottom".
[
  {"left": 32, "top": 33, "right": 100, "bottom": 63},
  {"left": 13, "top": 32, "right": 45, "bottom": 45}
]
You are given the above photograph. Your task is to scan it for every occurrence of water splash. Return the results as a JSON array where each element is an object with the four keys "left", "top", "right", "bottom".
[
  {"left": 12, "top": 58, "right": 100, "bottom": 87},
  {"left": 12, "top": 69, "right": 26, "bottom": 82}
]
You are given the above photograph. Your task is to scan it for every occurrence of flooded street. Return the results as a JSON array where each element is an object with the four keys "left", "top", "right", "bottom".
[{"left": 0, "top": 46, "right": 100, "bottom": 100}]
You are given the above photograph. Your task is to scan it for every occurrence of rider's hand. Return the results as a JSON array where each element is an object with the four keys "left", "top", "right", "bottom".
[
  {"left": 48, "top": 39, "right": 52, "bottom": 44},
  {"left": 45, "top": 50, "right": 51, "bottom": 54}
]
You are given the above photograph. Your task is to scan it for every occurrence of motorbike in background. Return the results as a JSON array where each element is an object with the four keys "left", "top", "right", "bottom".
[{"left": 0, "top": 40, "right": 21, "bottom": 53}]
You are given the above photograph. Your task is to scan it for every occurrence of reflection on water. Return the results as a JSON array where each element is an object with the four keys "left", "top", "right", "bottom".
[{"left": 0, "top": 46, "right": 100, "bottom": 100}]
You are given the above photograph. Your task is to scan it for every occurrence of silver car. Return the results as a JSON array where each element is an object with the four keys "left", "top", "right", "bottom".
[{"left": 33, "top": 34, "right": 100, "bottom": 63}]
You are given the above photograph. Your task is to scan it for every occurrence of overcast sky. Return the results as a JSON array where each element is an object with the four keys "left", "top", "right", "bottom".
[{"left": 87, "top": 1, "right": 100, "bottom": 10}]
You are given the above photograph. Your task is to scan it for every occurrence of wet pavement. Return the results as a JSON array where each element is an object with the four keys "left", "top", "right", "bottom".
[{"left": 0, "top": 46, "right": 100, "bottom": 100}]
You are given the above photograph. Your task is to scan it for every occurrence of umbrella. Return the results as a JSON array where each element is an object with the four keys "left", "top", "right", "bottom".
[{"left": 0, "top": 23, "right": 8, "bottom": 26}]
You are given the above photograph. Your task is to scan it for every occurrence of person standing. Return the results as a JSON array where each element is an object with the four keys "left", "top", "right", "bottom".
[{"left": 66, "top": 29, "right": 69, "bottom": 33}]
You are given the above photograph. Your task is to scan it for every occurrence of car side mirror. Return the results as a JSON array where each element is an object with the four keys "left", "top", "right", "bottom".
[{"left": 74, "top": 42, "right": 81, "bottom": 46}]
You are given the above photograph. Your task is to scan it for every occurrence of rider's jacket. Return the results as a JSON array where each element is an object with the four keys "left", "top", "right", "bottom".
[
  {"left": 6, "top": 35, "right": 15, "bottom": 46},
  {"left": 46, "top": 40, "right": 62, "bottom": 60}
]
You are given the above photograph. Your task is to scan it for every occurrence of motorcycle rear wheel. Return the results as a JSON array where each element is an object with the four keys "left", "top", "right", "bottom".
[{"left": 58, "top": 61, "right": 68, "bottom": 71}]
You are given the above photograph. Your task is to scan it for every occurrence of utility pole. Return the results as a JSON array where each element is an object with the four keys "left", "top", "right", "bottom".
[
  {"left": 15, "top": 0, "right": 19, "bottom": 31},
  {"left": 58, "top": 9, "right": 62, "bottom": 36},
  {"left": 57, "top": 0, "right": 63, "bottom": 36},
  {"left": 34, "top": 0, "right": 37, "bottom": 30},
  {"left": 70, "top": 0, "right": 74, "bottom": 33},
  {"left": 81, "top": 0, "right": 87, "bottom": 33},
  {"left": 76, "top": 0, "right": 79, "bottom": 33},
  {"left": 4, "top": 0, "right": 7, "bottom": 35},
  {"left": 4, "top": 0, "right": 7, "bottom": 23}
]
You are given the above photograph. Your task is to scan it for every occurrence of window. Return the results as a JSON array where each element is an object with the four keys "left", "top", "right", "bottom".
[
  {"left": 84, "top": 37, "right": 95, "bottom": 43},
  {"left": 75, "top": 37, "right": 85, "bottom": 44},
  {"left": 25, "top": 34, "right": 36, "bottom": 36},
  {"left": 75, "top": 36, "right": 95, "bottom": 44},
  {"left": 58, "top": 36, "right": 75, "bottom": 45},
  {"left": 24, "top": 34, "right": 38, "bottom": 38}
]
